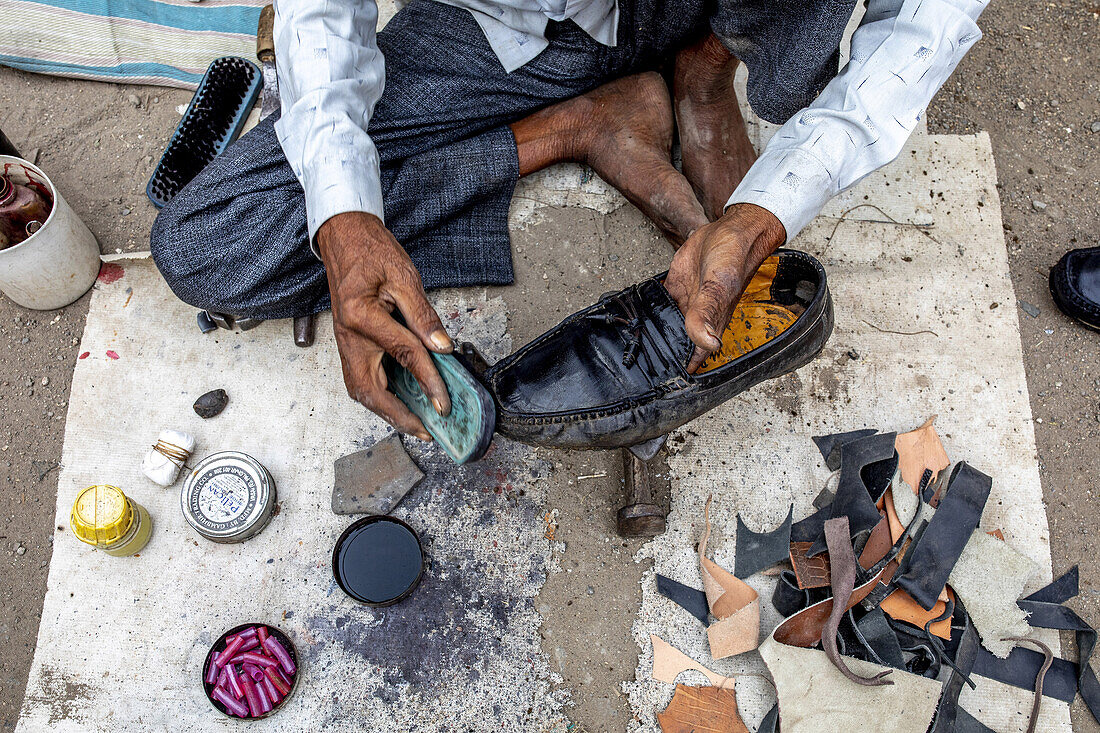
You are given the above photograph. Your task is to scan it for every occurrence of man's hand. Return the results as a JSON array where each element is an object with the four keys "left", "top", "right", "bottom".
[
  {"left": 317, "top": 212, "right": 452, "bottom": 441},
  {"left": 665, "top": 203, "right": 787, "bottom": 372}
]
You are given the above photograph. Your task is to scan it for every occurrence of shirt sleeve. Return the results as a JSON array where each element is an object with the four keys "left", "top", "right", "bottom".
[
  {"left": 273, "top": 0, "right": 386, "bottom": 255},
  {"left": 727, "top": 0, "right": 987, "bottom": 241}
]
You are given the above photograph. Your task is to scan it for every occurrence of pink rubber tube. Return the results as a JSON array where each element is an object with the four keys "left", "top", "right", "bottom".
[
  {"left": 241, "top": 675, "right": 262, "bottom": 717},
  {"left": 212, "top": 686, "right": 250, "bottom": 718},
  {"left": 232, "top": 651, "right": 278, "bottom": 668},
  {"left": 226, "top": 667, "right": 245, "bottom": 700},
  {"left": 264, "top": 666, "right": 291, "bottom": 697},
  {"left": 261, "top": 674, "right": 283, "bottom": 705},
  {"left": 262, "top": 636, "right": 296, "bottom": 676},
  {"left": 217, "top": 635, "right": 245, "bottom": 667},
  {"left": 255, "top": 680, "right": 273, "bottom": 715}
]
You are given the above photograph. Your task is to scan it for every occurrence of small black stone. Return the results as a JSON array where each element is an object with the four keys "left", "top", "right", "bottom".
[{"left": 193, "top": 389, "right": 229, "bottom": 418}]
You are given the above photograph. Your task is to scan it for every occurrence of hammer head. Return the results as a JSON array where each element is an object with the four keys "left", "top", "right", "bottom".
[{"left": 617, "top": 503, "right": 666, "bottom": 537}]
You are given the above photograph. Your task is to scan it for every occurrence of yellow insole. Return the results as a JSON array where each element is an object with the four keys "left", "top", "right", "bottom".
[{"left": 696, "top": 257, "right": 802, "bottom": 373}]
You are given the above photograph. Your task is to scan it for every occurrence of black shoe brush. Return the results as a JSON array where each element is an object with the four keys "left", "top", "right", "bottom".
[{"left": 146, "top": 56, "right": 262, "bottom": 208}]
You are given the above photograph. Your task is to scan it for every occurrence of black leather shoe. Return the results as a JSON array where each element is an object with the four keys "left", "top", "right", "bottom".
[
  {"left": 484, "top": 249, "right": 834, "bottom": 449},
  {"left": 1050, "top": 246, "right": 1100, "bottom": 331}
]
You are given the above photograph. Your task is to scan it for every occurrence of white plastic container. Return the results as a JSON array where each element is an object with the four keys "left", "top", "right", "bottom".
[{"left": 0, "top": 155, "right": 100, "bottom": 310}]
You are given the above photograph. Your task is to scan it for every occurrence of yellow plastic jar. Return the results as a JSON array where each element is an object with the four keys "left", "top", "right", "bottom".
[{"left": 70, "top": 485, "right": 153, "bottom": 557}]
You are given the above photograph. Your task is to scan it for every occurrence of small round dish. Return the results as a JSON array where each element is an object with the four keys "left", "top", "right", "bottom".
[
  {"left": 332, "top": 515, "right": 424, "bottom": 606},
  {"left": 181, "top": 451, "right": 277, "bottom": 544},
  {"left": 202, "top": 623, "right": 299, "bottom": 719}
]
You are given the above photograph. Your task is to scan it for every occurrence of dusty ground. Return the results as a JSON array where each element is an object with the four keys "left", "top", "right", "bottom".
[{"left": 0, "top": 0, "right": 1098, "bottom": 728}]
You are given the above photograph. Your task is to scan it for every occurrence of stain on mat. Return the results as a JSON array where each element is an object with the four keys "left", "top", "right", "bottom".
[
  {"left": 301, "top": 438, "right": 566, "bottom": 728},
  {"left": 21, "top": 667, "right": 95, "bottom": 727}
]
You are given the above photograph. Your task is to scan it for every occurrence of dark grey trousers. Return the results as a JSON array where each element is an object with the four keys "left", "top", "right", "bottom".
[{"left": 150, "top": 0, "right": 854, "bottom": 319}]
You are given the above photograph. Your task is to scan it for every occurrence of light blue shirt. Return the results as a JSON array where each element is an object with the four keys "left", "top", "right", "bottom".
[{"left": 274, "top": 0, "right": 985, "bottom": 250}]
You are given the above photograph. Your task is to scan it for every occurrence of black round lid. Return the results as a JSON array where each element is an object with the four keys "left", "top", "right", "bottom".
[{"left": 332, "top": 516, "right": 424, "bottom": 606}]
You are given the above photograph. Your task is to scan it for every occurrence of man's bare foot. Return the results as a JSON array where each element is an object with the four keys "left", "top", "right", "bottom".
[
  {"left": 511, "top": 72, "right": 708, "bottom": 246},
  {"left": 674, "top": 34, "right": 757, "bottom": 221}
]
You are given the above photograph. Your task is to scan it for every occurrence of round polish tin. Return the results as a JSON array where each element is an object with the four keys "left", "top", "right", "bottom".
[
  {"left": 181, "top": 451, "right": 277, "bottom": 543},
  {"left": 332, "top": 516, "right": 424, "bottom": 606}
]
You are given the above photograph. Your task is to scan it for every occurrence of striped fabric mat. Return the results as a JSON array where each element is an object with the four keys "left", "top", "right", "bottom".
[{"left": 0, "top": 0, "right": 266, "bottom": 88}]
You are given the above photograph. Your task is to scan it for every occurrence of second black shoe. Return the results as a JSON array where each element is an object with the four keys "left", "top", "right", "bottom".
[
  {"left": 1050, "top": 246, "right": 1100, "bottom": 331},
  {"left": 484, "top": 249, "right": 834, "bottom": 450}
]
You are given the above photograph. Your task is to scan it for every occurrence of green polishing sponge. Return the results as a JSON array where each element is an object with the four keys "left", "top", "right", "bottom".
[{"left": 384, "top": 351, "right": 496, "bottom": 464}]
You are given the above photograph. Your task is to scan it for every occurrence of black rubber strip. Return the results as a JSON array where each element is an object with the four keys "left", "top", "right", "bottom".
[
  {"left": 812, "top": 428, "right": 879, "bottom": 470},
  {"left": 791, "top": 504, "right": 830, "bottom": 543},
  {"left": 931, "top": 617, "right": 980, "bottom": 733},
  {"left": 808, "top": 432, "right": 897, "bottom": 556},
  {"left": 972, "top": 646, "right": 1078, "bottom": 703},
  {"left": 655, "top": 574, "right": 709, "bottom": 626},
  {"left": 893, "top": 462, "right": 992, "bottom": 611},
  {"left": 758, "top": 703, "right": 780, "bottom": 733},
  {"left": 735, "top": 506, "right": 793, "bottom": 579},
  {"left": 1016, "top": 566, "right": 1100, "bottom": 725},
  {"left": 855, "top": 607, "right": 907, "bottom": 670}
]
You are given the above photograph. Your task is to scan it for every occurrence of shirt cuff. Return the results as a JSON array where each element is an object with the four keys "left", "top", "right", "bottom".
[
  {"left": 725, "top": 147, "right": 835, "bottom": 243},
  {"left": 298, "top": 155, "right": 385, "bottom": 259}
]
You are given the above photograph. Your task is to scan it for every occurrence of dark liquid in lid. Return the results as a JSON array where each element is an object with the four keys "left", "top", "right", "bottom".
[{"left": 334, "top": 517, "right": 423, "bottom": 605}]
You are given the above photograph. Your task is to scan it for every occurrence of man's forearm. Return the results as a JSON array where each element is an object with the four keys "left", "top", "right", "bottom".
[
  {"left": 725, "top": 0, "right": 986, "bottom": 241},
  {"left": 273, "top": 0, "right": 388, "bottom": 251}
]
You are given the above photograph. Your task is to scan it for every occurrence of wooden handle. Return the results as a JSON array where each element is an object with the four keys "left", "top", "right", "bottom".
[
  {"left": 293, "top": 314, "right": 316, "bottom": 348},
  {"left": 257, "top": 5, "right": 275, "bottom": 62}
]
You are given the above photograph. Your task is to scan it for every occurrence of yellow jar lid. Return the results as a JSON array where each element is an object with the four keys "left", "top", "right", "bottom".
[{"left": 70, "top": 485, "right": 133, "bottom": 547}]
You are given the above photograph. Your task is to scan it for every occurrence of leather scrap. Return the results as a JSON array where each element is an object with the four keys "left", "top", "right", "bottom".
[
  {"left": 854, "top": 607, "right": 906, "bottom": 670},
  {"left": 972, "top": 645, "right": 1078, "bottom": 703},
  {"left": 734, "top": 506, "right": 793, "bottom": 579},
  {"left": 948, "top": 530, "right": 1036, "bottom": 658},
  {"left": 789, "top": 541, "right": 830, "bottom": 589},
  {"left": 773, "top": 565, "right": 887, "bottom": 648},
  {"left": 656, "top": 684, "right": 749, "bottom": 733},
  {"left": 656, "top": 574, "right": 710, "bottom": 626},
  {"left": 893, "top": 417, "right": 950, "bottom": 497},
  {"left": 1002, "top": 637, "right": 1053, "bottom": 733},
  {"left": 894, "top": 462, "right": 992, "bottom": 611},
  {"left": 858, "top": 513, "right": 894, "bottom": 569},
  {"left": 809, "top": 432, "right": 897, "bottom": 556},
  {"left": 650, "top": 634, "right": 732, "bottom": 688},
  {"left": 757, "top": 704, "right": 779, "bottom": 733},
  {"left": 812, "top": 428, "right": 879, "bottom": 470},
  {"left": 700, "top": 497, "right": 760, "bottom": 659},
  {"left": 879, "top": 588, "right": 953, "bottom": 640},
  {"left": 821, "top": 516, "right": 893, "bottom": 686},
  {"left": 1018, "top": 566, "right": 1096, "bottom": 686},
  {"left": 759, "top": 634, "right": 941, "bottom": 733},
  {"left": 1015, "top": 566, "right": 1100, "bottom": 726},
  {"left": 790, "top": 504, "right": 829, "bottom": 543},
  {"left": 930, "top": 615, "right": 980, "bottom": 733},
  {"left": 772, "top": 569, "right": 828, "bottom": 618}
]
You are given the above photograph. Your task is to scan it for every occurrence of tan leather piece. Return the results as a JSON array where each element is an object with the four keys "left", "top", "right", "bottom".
[
  {"left": 894, "top": 417, "right": 950, "bottom": 498},
  {"left": 880, "top": 486, "right": 906, "bottom": 544},
  {"left": 880, "top": 587, "right": 954, "bottom": 640},
  {"left": 700, "top": 498, "right": 761, "bottom": 659},
  {"left": 650, "top": 634, "right": 734, "bottom": 688},
  {"left": 697, "top": 257, "right": 800, "bottom": 373},
  {"left": 789, "top": 541, "right": 831, "bottom": 589},
  {"left": 773, "top": 567, "right": 887, "bottom": 648},
  {"left": 858, "top": 514, "right": 894, "bottom": 570},
  {"left": 657, "top": 684, "right": 750, "bottom": 733}
]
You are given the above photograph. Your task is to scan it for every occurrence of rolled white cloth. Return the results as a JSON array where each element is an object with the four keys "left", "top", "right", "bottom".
[{"left": 141, "top": 429, "right": 196, "bottom": 486}]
